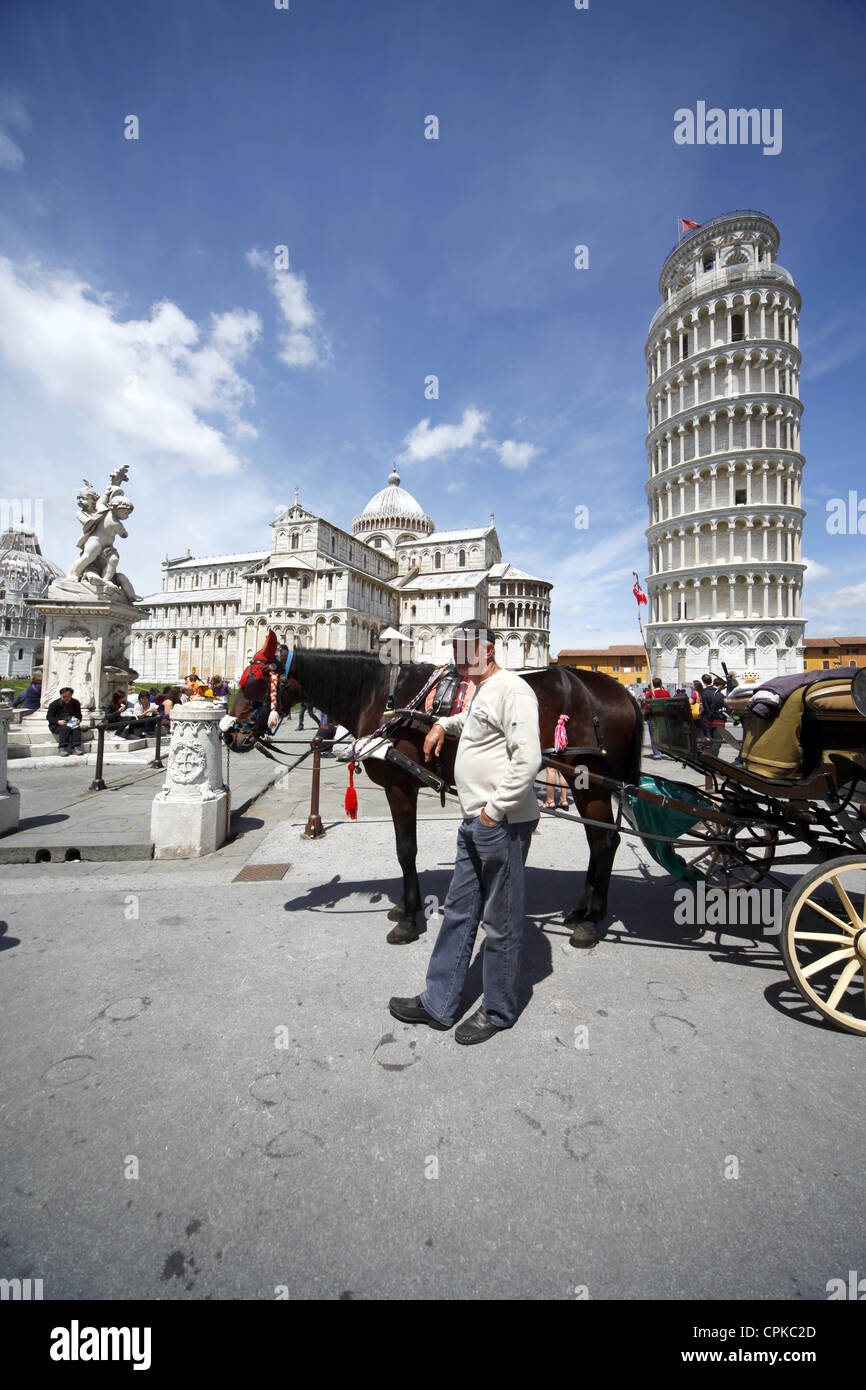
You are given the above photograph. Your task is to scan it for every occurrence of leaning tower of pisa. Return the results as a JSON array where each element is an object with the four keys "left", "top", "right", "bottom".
[{"left": 644, "top": 210, "right": 806, "bottom": 688}]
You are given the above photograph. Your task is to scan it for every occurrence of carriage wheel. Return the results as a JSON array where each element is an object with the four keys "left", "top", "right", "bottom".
[
  {"left": 673, "top": 821, "right": 777, "bottom": 889},
  {"left": 780, "top": 856, "right": 866, "bottom": 1036}
]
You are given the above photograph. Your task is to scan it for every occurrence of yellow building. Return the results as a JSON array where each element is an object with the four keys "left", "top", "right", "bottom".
[
  {"left": 555, "top": 645, "right": 648, "bottom": 686},
  {"left": 803, "top": 636, "right": 866, "bottom": 672}
]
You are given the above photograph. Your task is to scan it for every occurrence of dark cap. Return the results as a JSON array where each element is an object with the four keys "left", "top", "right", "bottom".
[{"left": 449, "top": 619, "right": 495, "bottom": 649}]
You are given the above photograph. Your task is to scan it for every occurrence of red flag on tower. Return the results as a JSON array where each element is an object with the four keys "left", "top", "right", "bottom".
[
  {"left": 633, "top": 578, "right": 648, "bottom": 605},
  {"left": 681, "top": 217, "right": 701, "bottom": 232}
]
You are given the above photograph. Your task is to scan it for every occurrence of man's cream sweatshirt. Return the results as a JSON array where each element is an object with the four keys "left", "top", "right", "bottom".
[{"left": 436, "top": 668, "right": 542, "bottom": 824}]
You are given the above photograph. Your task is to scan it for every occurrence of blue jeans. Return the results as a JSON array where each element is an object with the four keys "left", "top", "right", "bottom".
[{"left": 420, "top": 816, "right": 535, "bottom": 1029}]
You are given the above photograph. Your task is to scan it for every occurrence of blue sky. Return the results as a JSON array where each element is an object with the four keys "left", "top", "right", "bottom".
[{"left": 1, "top": 0, "right": 865, "bottom": 649}]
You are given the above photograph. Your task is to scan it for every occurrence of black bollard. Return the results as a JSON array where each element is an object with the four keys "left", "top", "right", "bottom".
[
  {"left": 149, "top": 717, "right": 165, "bottom": 770},
  {"left": 301, "top": 744, "right": 326, "bottom": 839},
  {"left": 89, "top": 723, "right": 106, "bottom": 792}
]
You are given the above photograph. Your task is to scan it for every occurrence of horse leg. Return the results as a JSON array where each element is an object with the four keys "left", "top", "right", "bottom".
[
  {"left": 564, "top": 793, "right": 620, "bottom": 947},
  {"left": 383, "top": 779, "right": 423, "bottom": 945}
]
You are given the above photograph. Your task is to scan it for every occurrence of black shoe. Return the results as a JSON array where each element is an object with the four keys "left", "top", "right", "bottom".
[
  {"left": 388, "top": 996, "right": 449, "bottom": 1030},
  {"left": 455, "top": 1006, "right": 507, "bottom": 1045}
]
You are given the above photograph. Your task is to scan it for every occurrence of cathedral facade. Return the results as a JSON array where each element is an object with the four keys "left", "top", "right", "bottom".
[{"left": 129, "top": 471, "right": 551, "bottom": 681}]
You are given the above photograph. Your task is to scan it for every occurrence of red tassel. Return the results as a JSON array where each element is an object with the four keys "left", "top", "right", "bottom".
[{"left": 345, "top": 761, "right": 358, "bottom": 820}]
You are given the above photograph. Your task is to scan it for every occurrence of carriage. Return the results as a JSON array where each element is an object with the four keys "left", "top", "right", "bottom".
[
  {"left": 578, "top": 669, "right": 866, "bottom": 1036},
  {"left": 226, "top": 639, "right": 866, "bottom": 1035}
]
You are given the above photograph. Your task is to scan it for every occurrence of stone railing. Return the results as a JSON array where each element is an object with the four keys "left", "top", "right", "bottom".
[{"left": 648, "top": 263, "right": 795, "bottom": 338}]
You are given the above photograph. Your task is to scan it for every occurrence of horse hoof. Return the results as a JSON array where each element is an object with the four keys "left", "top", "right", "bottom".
[
  {"left": 569, "top": 923, "right": 601, "bottom": 949},
  {"left": 386, "top": 922, "right": 420, "bottom": 945},
  {"left": 386, "top": 903, "right": 407, "bottom": 922}
]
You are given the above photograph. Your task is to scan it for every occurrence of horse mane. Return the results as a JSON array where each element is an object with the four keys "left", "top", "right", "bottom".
[{"left": 290, "top": 648, "right": 436, "bottom": 720}]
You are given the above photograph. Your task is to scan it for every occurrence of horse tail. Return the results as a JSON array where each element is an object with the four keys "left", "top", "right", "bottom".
[{"left": 624, "top": 689, "right": 644, "bottom": 785}]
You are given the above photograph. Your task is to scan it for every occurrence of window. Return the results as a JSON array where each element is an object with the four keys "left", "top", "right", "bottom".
[
  {"left": 458, "top": 549, "right": 465, "bottom": 566},
  {"left": 735, "top": 489, "right": 747, "bottom": 505},
  {"left": 703, "top": 255, "right": 714, "bottom": 272},
  {"left": 411, "top": 605, "right": 416, "bottom": 618},
  {"left": 291, "top": 534, "right": 299, "bottom": 550},
  {"left": 373, "top": 538, "right": 381, "bottom": 549},
  {"left": 194, "top": 637, "right": 200, "bottom": 647},
  {"left": 731, "top": 313, "right": 744, "bottom": 342},
  {"left": 147, "top": 638, "right": 153, "bottom": 648},
  {"left": 217, "top": 636, "right": 223, "bottom": 648},
  {"left": 331, "top": 537, "right": 335, "bottom": 553},
  {"left": 434, "top": 552, "right": 441, "bottom": 569},
  {"left": 680, "top": 333, "right": 689, "bottom": 360},
  {"left": 325, "top": 600, "right": 332, "bottom": 610},
  {"left": 757, "top": 247, "right": 763, "bottom": 262},
  {"left": 17, "top": 648, "right": 23, "bottom": 660},
  {"left": 302, "top": 578, "right": 309, "bottom": 589},
  {"left": 171, "top": 637, "right": 177, "bottom": 648},
  {"left": 327, "top": 574, "right": 333, "bottom": 588}
]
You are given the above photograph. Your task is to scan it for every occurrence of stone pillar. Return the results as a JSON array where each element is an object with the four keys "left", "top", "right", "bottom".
[
  {"left": 151, "top": 700, "right": 229, "bottom": 858},
  {"left": 0, "top": 706, "right": 20, "bottom": 835}
]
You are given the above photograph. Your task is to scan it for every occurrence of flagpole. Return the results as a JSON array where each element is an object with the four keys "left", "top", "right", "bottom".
[{"left": 633, "top": 570, "right": 654, "bottom": 686}]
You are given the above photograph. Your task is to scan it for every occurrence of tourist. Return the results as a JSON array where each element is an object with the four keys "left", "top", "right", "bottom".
[
  {"left": 699, "top": 673, "right": 727, "bottom": 788},
  {"left": 161, "top": 687, "right": 182, "bottom": 724},
  {"left": 132, "top": 690, "right": 160, "bottom": 735},
  {"left": 47, "top": 686, "right": 84, "bottom": 756},
  {"left": 312, "top": 714, "right": 337, "bottom": 756},
  {"left": 644, "top": 676, "right": 669, "bottom": 760},
  {"left": 389, "top": 620, "right": 542, "bottom": 1045},
  {"left": 13, "top": 678, "right": 41, "bottom": 710},
  {"left": 103, "top": 689, "right": 133, "bottom": 738},
  {"left": 543, "top": 766, "right": 569, "bottom": 810}
]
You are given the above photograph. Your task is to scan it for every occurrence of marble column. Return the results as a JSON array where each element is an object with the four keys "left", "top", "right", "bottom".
[
  {"left": 151, "top": 699, "right": 230, "bottom": 858},
  {"left": 0, "top": 706, "right": 20, "bottom": 835}
]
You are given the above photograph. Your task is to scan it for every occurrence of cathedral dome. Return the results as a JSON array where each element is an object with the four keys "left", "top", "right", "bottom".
[
  {"left": 0, "top": 527, "right": 62, "bottom": 595},
  {"left": 352, "top": 468, "right": 435, "bottom": 544}
]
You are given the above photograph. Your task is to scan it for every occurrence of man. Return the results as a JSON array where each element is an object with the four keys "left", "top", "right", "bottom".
[
  {"left": 389, "top": 621, "right": 542, "bottom": 1046},
  {"left": 47, "top": 686, "right": 84, "bottom": 756},
  {"left": 645, "top": 676, "right": 669, "bottom": 759},
  {"left": 701, "top": 673, "right": 727, "bottom": 759}
]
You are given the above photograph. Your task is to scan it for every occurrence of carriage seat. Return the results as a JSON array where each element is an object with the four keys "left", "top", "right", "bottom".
[{"left": 740, "top": 674, "right": 858, "bottom": 779}]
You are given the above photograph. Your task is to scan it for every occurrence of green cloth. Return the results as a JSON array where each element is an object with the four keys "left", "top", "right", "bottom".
[
  {"left": 623, "top": 775, "right": 715, "bottom": 884},
  {"left": 741, "top": 686, "right": 807, "bottom": 778}
]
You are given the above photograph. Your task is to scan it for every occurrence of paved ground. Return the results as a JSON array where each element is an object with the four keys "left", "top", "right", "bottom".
[
  {"left": 1, "top": 736, "right": 864, "bottom": 1300},
  {"left": 0, "top": 741, "right": 290, "bottom": 861}
]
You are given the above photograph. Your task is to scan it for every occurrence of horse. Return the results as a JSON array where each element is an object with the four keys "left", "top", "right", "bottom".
[{"left": 221, "top": 648, "right": 643, "bottom": 947}]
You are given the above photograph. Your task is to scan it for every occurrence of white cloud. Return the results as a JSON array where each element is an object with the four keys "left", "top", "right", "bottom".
[
  {"left": 803, "top": 555, "right": 829, "bottom": 581},
  {"left": 0, "top": 93, "right": 30, "bottom": 172},
  {"left": 246, "top": 248, "right": 329, "bottom": 368},
  {"left": 498, "top": 439, "right": 539, "bottom": 471},
  {"left": 0, "top": 256, "right": 261, "bottom": 475},
  {"left": 806, "top": 580, "right": 866, "bottom": 613},
  {"left": 398, "top": 407, "right": 489, "bottom": 464}
]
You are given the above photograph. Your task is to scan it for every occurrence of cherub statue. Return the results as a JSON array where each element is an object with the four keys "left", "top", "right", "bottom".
[{"left": 66, "top": 466, "right": 139, "bottom": 604}]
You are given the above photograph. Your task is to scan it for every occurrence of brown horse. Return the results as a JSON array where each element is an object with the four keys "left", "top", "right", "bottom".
[{"left": 222, "top": 649, "right": 642, "bottom": 946}]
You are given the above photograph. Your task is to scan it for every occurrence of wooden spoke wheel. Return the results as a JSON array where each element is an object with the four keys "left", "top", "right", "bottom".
[
  {"left": 780, "top": 856, "right": 866, "bottom": 1036},
  {"left": 673, "top": 820, "right": 777, "bottom": 890}
]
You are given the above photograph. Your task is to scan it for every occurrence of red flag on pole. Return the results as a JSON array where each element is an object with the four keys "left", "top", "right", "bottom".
[
  {"left": 681, "top": 217, "right": 701, "bottom": 232},
  {"left": 633, "top": 578, "right": 648, "bottom": 605}
]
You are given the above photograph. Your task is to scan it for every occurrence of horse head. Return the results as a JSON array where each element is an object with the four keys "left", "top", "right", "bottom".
[{"left": 219, "top": 663, "right": 300, "bottom": 752}]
